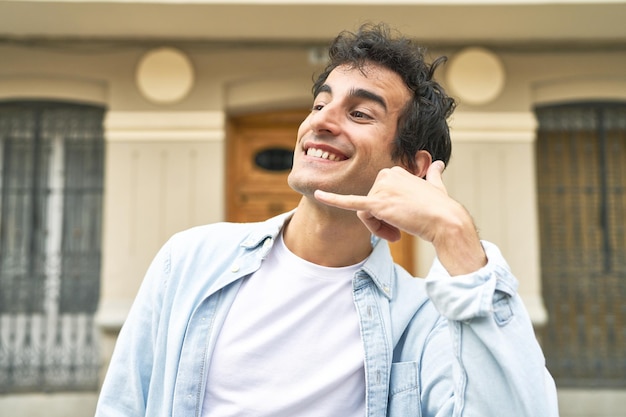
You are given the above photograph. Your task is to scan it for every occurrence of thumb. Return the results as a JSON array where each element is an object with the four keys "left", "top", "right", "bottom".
[{"left": 426, "top": 160, "right": 447, "bottom": 192}]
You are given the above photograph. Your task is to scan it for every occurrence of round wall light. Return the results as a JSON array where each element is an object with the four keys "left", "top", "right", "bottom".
[
  {"left": 136, "top": 47, "right": 195, "bottom": 104},
  {"left": 446, "top": 47, "right": 505, "bottom": 106}
]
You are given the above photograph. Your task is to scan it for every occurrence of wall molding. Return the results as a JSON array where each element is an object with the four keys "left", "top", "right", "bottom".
[
  {"left": 0, "top": 74, "right": 107, "bottom": 105},
  {"left": 224, "top": 75, "right": 311, "bottom": 114},
  {"left": 532, "top": 77, "right": 626, "bottom": 106},
  {"left": 449, "top": 111, "right": 537, "bottom": 143},
  {"left": 95, "top": 299, "right": 133, "bottom": 332},
  {"left": 522, "top": 294, "right": 548, "bottom": 327},
  {"left": 105, "top": 111, "right": 225, "bottom": 142}
]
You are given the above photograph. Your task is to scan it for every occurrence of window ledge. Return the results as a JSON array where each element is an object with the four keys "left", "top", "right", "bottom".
[{"left": 95, "top": 299, "right": 133, "bottom": 333}]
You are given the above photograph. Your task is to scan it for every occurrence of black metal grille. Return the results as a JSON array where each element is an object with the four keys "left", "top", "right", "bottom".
[
  {"left": 536, "top": 102, "right": 626, "bottom": 388},
  {"left": 0, "top": 101, "right": 105, "bottom": 392}
]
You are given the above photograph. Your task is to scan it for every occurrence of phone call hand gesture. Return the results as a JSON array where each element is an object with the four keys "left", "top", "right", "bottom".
[{"left": 314, "top": 161, "right": 487, "bottom": 275}]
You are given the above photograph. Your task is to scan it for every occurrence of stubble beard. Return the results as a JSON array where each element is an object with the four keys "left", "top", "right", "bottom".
[{"left": 287, "top": 170, "right": 318, "bottom": 198}]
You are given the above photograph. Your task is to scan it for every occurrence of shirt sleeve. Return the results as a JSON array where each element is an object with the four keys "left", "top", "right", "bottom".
[
  {"left": 94, "top": 240, "right": 171, "bottom": 417},
  {"left": 423, "top": 241, "right": 559, "bottom": 417}
]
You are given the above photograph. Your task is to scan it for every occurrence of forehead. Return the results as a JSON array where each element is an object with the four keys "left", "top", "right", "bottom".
[{"left": 323, "top": 63, "right": 411, "bottom": 110}]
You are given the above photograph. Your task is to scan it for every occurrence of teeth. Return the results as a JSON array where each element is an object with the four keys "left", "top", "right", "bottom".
[{"left": 307, "top": 147, "right": 341, "bottom": 161}]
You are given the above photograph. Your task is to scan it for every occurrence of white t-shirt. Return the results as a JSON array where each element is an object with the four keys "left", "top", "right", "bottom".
[{"left": 202, "top": 233, "right": 366, "bottom": 417}]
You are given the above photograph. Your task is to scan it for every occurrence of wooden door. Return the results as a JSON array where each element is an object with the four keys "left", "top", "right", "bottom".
[{"left": 226, "top": 109, "right": 415, "bottom": 274}]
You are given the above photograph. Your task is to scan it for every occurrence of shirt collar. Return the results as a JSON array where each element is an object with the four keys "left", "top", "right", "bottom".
[
  {"left": 361, "top": 236, "right": 395, "bottom": 299},
  {"left": 240, "top": 210, "right": 396, "bottom": 299},
  {"left": 239, "top": 210, "right": 295, "bottom": 250}
]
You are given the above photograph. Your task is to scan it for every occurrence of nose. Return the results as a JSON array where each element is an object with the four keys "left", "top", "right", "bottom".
[{"left": 308, "top": 104, "right": 341, "bottom": 136}]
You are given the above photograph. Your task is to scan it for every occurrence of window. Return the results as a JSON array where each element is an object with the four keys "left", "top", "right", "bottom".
[
  {"left": 536, "top": 102, "right": 626, "bottom": 387},
  {"left": 0, "top": 101, "right": 105, "bottom": 392}
]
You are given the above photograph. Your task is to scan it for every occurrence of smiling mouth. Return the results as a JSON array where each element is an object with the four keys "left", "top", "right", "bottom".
[{"left": 305, "top": 147, "right": 346, "bottom": 161}]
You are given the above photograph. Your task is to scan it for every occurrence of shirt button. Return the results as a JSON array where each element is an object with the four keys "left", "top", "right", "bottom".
[{"left": 231, "top": 264, "right": 240, "bottom": 273}]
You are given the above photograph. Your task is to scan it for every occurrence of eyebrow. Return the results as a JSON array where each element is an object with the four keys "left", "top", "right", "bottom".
[{"left": 315, "top": 84, "right": 388, "bottom": 112}]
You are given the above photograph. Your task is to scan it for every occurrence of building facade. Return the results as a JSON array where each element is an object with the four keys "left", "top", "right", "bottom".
[{"left": 0, "top": 1, "right": 625, "bottom": 416}]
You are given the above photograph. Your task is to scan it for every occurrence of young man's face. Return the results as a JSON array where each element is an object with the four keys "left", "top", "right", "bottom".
[{"left": 288, "top": 63, "right": 412, "bottom": 198}]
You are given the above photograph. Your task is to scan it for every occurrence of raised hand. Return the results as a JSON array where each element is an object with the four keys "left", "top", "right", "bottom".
[{"left": 314, "top": 161, "right": 487, "bottom": 275}]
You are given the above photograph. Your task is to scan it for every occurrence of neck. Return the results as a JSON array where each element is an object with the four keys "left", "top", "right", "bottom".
[{"left": 282, "top": 197, "right": 373, "bottom": 267}]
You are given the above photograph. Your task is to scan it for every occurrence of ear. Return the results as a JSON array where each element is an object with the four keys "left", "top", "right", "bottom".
[{"left": 412, "top": 150, "right": 433, "bottom": 178}]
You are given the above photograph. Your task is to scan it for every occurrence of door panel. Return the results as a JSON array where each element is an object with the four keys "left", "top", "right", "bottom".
[{"left": 226, "top": 110, "right": 305, "bottom": 223}]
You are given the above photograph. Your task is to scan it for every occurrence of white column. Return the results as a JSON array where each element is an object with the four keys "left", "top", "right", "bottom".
[
  {"left": 97, "top": 110, "right": 225, "bottom": 348},
  {"left": 418, "top": 111, "right": 547, "bottom": 326}
]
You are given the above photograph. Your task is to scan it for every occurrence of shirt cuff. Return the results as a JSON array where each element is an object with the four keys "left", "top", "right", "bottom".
[{"left": 424, "top": 241, "right": 519, "bottom": 321}]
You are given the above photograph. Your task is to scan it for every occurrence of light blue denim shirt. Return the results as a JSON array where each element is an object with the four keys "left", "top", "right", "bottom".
[{"left": 95, "top": 212, "right": 559, "bottom": 417}]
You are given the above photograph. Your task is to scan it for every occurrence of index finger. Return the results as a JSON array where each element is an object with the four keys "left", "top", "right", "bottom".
[{"left": 314, "top": 190, "right": 370, "bottom": 211}]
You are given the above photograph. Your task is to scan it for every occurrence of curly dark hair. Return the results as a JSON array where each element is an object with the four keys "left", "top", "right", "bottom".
[{"left": 312, "top": 23, "right": 455, "bottom": 171}]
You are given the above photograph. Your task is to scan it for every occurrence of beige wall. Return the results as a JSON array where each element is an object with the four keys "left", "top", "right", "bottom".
[
  {"left": 1, "top": 39, "right": 626, "bottom": 416},
  {"left": 2, "top": 38, "right": 625, "bottom": 333}
]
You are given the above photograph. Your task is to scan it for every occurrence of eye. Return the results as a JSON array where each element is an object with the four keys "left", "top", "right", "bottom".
[
  {"left": 351, "top": 110, "right": 372, "bottom": 120},
  {"left": 312, "top": 104, "right": 324, "bottom": 111}
]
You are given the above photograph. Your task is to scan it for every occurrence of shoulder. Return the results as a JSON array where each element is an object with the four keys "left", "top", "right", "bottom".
[
  {"left": 169, "top": 221, "right": 254, "bottom": 248},
  {"left": 164, "top": 211, "right": 292, "bottom": 268}
]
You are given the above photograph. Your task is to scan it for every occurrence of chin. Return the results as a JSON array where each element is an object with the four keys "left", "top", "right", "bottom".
[{"left": 287, "top": 176, "right": 313, "bottom": 196}]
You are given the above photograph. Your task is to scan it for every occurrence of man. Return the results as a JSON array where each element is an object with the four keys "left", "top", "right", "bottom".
[{"left": 96, "top": 23, "right": 559, "bottom": 417}]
